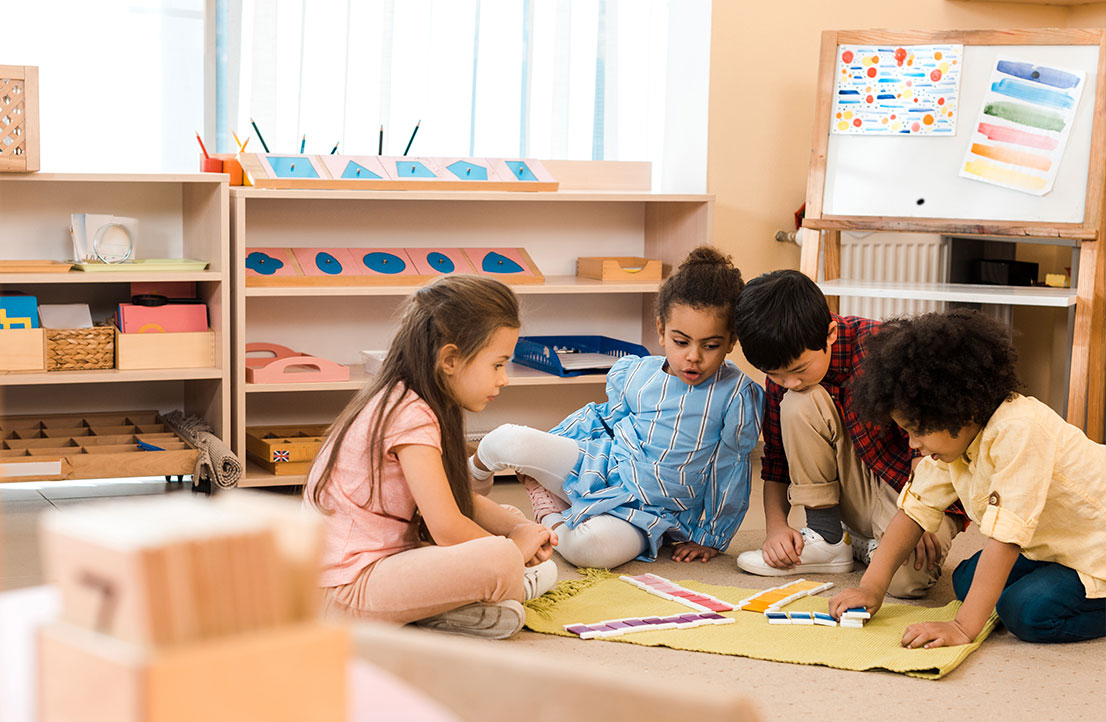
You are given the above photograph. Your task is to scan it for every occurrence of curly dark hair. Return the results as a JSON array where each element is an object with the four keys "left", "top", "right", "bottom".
[
  {"left": 733, "top": 269, "right": 833, "bottom": 372},
  {"left": 850, "top": 309, "right": 1021, "bottom": 435},
  {"left": 655, "top": 246, "right": 744, "bottom": 335}
]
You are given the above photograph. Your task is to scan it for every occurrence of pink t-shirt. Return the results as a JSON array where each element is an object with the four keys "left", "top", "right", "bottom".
[{"left": 307, "top": 386, "right": 441, "bottom": 587}]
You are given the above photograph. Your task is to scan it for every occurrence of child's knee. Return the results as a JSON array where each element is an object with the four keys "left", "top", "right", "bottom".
[
  {"left": 779, "top": 384, "right": 834, "bottom": 428},
  {"left": 887, "top": 563, "right": 940, "bottom": 599},
  {"left": 951, "top": 554, "right": 979, "bottom": 601},
  {"left": 477, "top": 424, "right": 529, "bottom": 470},
  {"left": 473, "top": 536, "right": 526, "bottom": 602},
  {"left": 556, "top": 517, "right": 645, "bottom": 569}
]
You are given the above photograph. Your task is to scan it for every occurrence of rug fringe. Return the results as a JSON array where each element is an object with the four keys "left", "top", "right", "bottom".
[{"left": 524, "top": 567, "right": 618, "bottom": 618}]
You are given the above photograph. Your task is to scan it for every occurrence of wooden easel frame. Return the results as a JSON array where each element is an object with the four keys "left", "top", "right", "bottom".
[{"left": 801, "top": 29, "right": 1106, "bottom": 441}]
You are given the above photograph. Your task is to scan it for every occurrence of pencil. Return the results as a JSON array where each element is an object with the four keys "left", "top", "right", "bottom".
[
  {"left": 378, "top": 125, "right": 383, "bottom": 155},
  {"left": 250, "top": 117, "right": 270, "bottom": 153},
  {"left": 300, "top": 135, "right": 306, "bottom": 153},
  {"left": 330, "top": 141, "right": 339, "bottom": 154},
  {"left": 232, "top": 131, "right": 243, "bottom": 152},
  {"left": 195, "top": 132, "right": 210, "bottom": 159},
  {"left": 403, "top": 121, "right": 421, "bottom": 156}
]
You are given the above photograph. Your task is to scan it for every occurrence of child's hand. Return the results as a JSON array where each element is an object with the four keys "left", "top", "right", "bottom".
[
  {"left": 508, "top": 522, "right": 556, "bottom": 567},
  {"left": 911, "top": 531, "right": 942, "bottom": 571},
  {"left": 828, "top": 585, "right": 883, "bottom": 620},
  {"left": 671, "top": 541, "right": 718, "bottom": 563},
  {"left": 761, "top": 526, "right": 804, "bottom": 568},
  {"left": 900, "top": 620, "right": 973, "bottom": 649}
]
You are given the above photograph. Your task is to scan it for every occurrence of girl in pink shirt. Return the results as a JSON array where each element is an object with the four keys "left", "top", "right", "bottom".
[{"left": 305, "top": 276, "right": 557, "bottom": 639}]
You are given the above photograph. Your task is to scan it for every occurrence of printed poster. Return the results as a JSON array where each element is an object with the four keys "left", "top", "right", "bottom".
[
  {"left": 959, "top": 58, "right": 1086, "bottom": 196},
  {"left": 832, "top": 44, "right": 964, "bottom": 135}
]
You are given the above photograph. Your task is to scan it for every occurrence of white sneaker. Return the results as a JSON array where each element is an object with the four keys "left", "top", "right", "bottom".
[
  {"left": 414, "top": 599, "right": 525, "bottom": 640},
  {"left": 735, "top": 527, "right": 854, "bottom": 576},
  {"left": 523, "top": 559, "right": 558, "bottom": 601}
]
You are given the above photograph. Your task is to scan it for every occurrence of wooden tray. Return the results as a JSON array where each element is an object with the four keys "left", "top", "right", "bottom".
[
  {"left": 576, "top": 256, "right": 662, "bottom": 281},
  {"left": 74, "top": 259, "right": 210, "bottom": 272},
  {"left": 0, "top": 410, "right": 198, "bottom": 482},
  {"left": 0, "top": 260, "right": 72, "bottom": 273},
  {"left": 246, "top": 424, "right": 330, "bottom": 475}
]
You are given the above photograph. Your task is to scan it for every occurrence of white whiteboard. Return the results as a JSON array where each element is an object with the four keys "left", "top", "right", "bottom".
[{"left": 823, "top": 44, "right": 1100, "bottom": 222}]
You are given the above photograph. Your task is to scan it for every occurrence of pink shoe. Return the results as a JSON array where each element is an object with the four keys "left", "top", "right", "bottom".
[{"left": 518, "top": 476, "right": 568, "bottom": 522}]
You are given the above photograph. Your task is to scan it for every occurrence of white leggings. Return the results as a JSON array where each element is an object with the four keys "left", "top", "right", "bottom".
[{"left": 477, "top": 424, "right": 647, "bottom": 569}]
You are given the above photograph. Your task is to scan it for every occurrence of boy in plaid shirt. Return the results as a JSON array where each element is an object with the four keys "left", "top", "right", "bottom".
[{"left": 733, "top": 270, "right": 963, "bottom": 598}]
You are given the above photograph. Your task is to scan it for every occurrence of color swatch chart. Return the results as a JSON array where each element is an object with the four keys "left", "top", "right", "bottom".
[
  {"left": 619, "top": 573, "right": 736, "bottom": 613},
  {"left": 736, "top": 578, "right": 835, "bottom": 613},
  {"left": 960, "top": 57, "right": 1086, "bottom": 196},
  {"left": 564, "top": 611, "right": 734, "bottom": 640}
]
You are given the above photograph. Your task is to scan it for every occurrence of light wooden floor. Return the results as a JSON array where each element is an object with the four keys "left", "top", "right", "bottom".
[{"left": 3, "top": 472, "right": 1104, "bottom": 721}]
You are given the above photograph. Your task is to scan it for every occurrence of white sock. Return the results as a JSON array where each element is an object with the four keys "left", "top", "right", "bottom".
[{"left": 468, "top": 454, "right": 493, "bottom": 482}]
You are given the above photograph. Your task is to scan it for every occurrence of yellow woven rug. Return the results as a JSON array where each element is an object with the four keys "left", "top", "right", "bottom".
[{"left": 524, "top": 570, "right": 997, "bottom": 680}]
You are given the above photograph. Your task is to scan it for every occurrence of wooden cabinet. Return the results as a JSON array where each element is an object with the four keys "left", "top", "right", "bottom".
[
  {"left": 0, "top": 173, "right": 231, "bottom": 480},
  {"left": 230, "top": 161, "right": 714, "bottom": 486}
]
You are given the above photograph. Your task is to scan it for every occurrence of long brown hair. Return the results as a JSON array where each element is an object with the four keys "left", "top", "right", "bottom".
[{"left": 307, "top": 275, "right": 520, "bottom": 519}]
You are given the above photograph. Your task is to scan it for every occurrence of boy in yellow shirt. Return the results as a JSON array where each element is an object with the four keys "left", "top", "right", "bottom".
[{"left": 830, "top": 310, "right": 1106, "bottom": 645}]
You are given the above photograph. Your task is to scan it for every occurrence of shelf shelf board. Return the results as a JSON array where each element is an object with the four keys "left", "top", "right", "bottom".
[
  {"left": 0, "top": 270, "right": 223, "bottom": 284},
  {"left": 241, "top": 459, "right": 305, "bottom": 488},
  {"left": 818, "top": 279, "right": 1077, "bottom": 307},
  {"left": 244, "top": 274, "right": 661, "bottom": 297},
  {"left": 244, "top": 361, "right": 607, "bottom": 393},
  {"left": 231, "top": 187, "right": 711, "bottom": 203},
  {"left": 0, "top": 367, "right": 225, "bottom": 387},
  {"left": 0, "top": 172, "right": 225, "bottom": 184}
]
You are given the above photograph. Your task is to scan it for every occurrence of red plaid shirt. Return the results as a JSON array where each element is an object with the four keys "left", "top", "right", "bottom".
[{"left": 762, "top": 315, "right": 913, "bottom": 491}]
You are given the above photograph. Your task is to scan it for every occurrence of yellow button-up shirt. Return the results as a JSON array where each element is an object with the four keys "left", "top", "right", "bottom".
[{"left": 899, "top": 394, "right": 1106, "bottom": 598}]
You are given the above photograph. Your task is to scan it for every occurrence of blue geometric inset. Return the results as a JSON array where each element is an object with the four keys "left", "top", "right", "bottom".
[
  {"left": 426, "top": 252, "right": 456, "bottom": 273},
  {"left": 314, "top": 252, "right": 344, "bottom": 274},
  {"left": 362, "top": 252, "right": 407, "bottom": 274},
  {"left": 446, "top": 161, "right": 488, "bottom": 180},
  {"left": 395, "top": 161, "right": 437, "bottom": 178},
  {"left": 504, "top": 161, "right": 538, "bottom": 181},
  {"left": 342, "top": 161, "right": 382, "bottom": 179},
  {"left": 246, "top": 251, "right": 284, "bottom": 275},
  {"left": 481, "top": 252, "right": 524, "bottom": 274},
  {"left": 268, "top": 156, "right": 320, "bottom": 178}
]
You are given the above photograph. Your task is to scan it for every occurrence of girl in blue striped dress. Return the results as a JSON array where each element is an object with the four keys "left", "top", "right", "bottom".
[{"left": 472, "top": 247, "right": 765, "bottom": 569}]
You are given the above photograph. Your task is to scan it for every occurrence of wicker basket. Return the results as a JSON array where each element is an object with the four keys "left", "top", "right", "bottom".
[{"left": 45, "top": 326, "right": 115, "bottom": 371}]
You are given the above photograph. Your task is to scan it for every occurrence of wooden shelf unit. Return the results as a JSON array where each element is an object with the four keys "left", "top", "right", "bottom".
[
  {"left": 0, "top": 173, "right": 232, "bottom": 481},
  {"left": 231, "top": 161, "right": 713, "bottom": 486}
]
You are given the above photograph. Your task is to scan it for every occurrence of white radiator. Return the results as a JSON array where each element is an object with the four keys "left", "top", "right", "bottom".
[{"left": 837, "top": 232, "right": 950, "bottom": 320}]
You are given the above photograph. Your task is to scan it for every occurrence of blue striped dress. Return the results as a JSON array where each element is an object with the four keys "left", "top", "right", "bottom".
[{"left": 551, "top": 355, "right": 765, "bottom": 561}]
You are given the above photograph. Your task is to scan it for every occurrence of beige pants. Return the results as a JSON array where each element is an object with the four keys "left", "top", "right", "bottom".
[
  {"left": 780, "top": 385, "right": 961, "bottom": 598},
  {"left": 322, "top": 504, "right": 531, "bottom": 623}
]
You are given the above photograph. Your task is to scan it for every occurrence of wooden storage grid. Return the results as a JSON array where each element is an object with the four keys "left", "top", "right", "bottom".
[
  {"left": 245, "top": 424, "right": 329, "bottom": 475},
  {"left": 0, "top": 411, "right": 198, "bottom": 482}
]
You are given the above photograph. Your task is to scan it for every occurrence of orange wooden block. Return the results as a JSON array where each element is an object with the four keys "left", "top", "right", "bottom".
[{"left": 38, "top": 621, "right": 349, "bottom": 722}]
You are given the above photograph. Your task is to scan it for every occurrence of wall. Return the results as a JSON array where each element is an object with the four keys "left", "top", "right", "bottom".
[{"left": 708, "top": 0, "right": 1105, "bottom": 412}]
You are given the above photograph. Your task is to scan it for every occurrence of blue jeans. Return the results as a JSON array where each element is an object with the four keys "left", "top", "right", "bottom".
[{"left": 953, "top": 551, "right": 1106, "bottom": 643}]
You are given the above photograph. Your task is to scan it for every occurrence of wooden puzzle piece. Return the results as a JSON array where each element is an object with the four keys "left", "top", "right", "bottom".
[
  {"left": 463, "top": 247, "right": 544, "bottom": 284},
  {"left": 407, "top": 248, "right": 476, "bottom": 276},
  {"left": 244, "top": 248, "right": 299, "bottom": 277},
  {"left": 291, "top": 248, "right": 359, "bottom": 277}
]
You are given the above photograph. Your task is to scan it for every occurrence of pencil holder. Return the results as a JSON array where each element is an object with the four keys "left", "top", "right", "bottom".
[
  {"left": 0, "top": 64, "right": 40, "bottom": 172},
  {"left": 212, "top": 153, "right": 243, "bottom": 185},
  {"left": 200, "top": 157, "right": 223, "bottom": 174}
]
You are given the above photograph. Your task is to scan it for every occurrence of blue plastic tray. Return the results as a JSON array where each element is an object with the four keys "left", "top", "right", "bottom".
[{"left": 512, "top": 335, "right": 649, "bottom": 377}]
